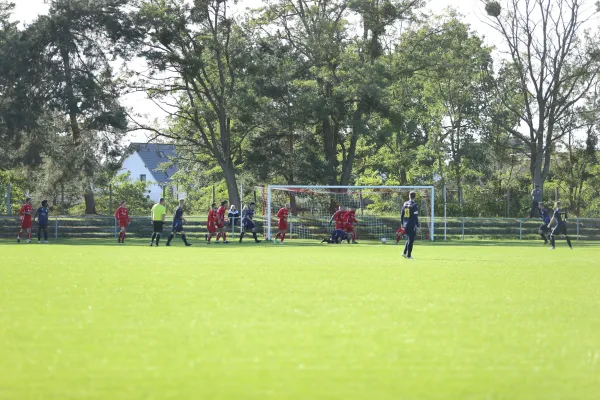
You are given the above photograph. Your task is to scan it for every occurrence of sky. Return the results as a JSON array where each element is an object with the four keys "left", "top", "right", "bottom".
[{"left": 10, "top": 0, "right": 495, "bottom": 142}]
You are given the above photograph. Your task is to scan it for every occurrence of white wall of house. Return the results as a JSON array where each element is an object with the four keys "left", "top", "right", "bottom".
[
  {"left": 119, "top": 152, "right": 163, "bottom": 202},
  {"left": 119, "top": 152, "right": 186, "bottom": 202}
]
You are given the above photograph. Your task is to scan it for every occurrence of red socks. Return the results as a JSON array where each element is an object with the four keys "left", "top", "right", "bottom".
[
  {"left": 281, "top": 233, "right": 286, "bottom": 242},
  {"left": 216, "top": 233, "right": 221, "bottom": 242}
]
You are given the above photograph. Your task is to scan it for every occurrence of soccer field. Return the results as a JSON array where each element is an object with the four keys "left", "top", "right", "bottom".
[{"left": 1, "top": 240, "right": 599, "bottom": 400}]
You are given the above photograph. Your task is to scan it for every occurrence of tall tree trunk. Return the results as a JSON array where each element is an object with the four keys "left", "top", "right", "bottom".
[
  {"left": 59, "top": 34, "right": 81, "bottom": 143},
  {"left": 400, "top": 169, "right": 407, "bottom": 185},
  {"left": 84, "top": 183, "right": 96, "bottom": 214},
  {"left": 289, "top": 192, "right": 298, "bottom": 214},
  {"left": 322, "top": 117, "right": 338, "bottom": 185},
  {"left": 577, "top": 180, "right": 584, "bottom": 217},
  {"left": 60, "top": 183, "right": 65, "bottom": 214},
  {"left": 286, "top": 107, "right": 297, "bottom": 214},
  {"left": 532, "top": 138, "right": 544, "bottom": 199},
  {"left": 60, "top": 32, "right": 92, "bottom": 214},
  {"left": 340, "top": 108, "right": 362, "bottom": 186},
  {"left": 457, "top": 183, "right": 463, "bottom": 208},
  {"left": 221, "top": 160, "right": 240, "bottom": 208}
]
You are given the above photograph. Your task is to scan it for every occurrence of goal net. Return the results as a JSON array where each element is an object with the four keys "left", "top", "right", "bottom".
[{"left": 263, "top": 186, "right": 435, "bottom": 241}]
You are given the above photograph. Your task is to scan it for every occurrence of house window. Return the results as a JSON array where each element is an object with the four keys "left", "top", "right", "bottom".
[{"left": 140, "top": 174, "right": 146, "bottom": 182}]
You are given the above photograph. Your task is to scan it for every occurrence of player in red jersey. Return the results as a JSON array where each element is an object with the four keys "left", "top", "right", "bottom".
[
  {"left": 344, "top": 208, "right": 359, "bottom": 244},
  {"left": 274, "top": 202, "right": 290, "bottom": 244},
  {"left": 206, "top": 203, "right": 218, "bottom": 244},
  {"left": 329, "top": 206, "right": 346, "bottom": 230},
  {"left": 215, "top": 200, "right": 229, "bottom": 243},
  {"left": 114, "top": 201, "right": 130, "bottom": 244},
  {"left": 396, "top": 226, "right": 406, "bottom": 244},
  {"left": 18, "top": 198, "right": 33, "bottom": 244}
]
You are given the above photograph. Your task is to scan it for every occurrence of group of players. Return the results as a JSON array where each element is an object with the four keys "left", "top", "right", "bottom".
[
  {"left": 321, "top": 207, "right": 360, "bottom": 244},
  {"left": 322, "top": 191, "right": 421, "bottom": 259},
  {"left": 139, "top": 198, "right": 265, "bottom": 247},
  {"left": 13, "top": 191, "right": 421, "bottom": 258},
  {"left": 536, "top": 201, "right": 573, "bottom": 250},
  {"left": 16, "top": 198, "right": 50, "bottom": 244},
  {"left": 15, "top": 190, "right": 573, "bottom": 254}
]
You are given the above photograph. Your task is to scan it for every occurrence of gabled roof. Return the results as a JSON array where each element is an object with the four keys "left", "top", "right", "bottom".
[{"left": 130, "top": 143, "right": 178, "bottom": 184}]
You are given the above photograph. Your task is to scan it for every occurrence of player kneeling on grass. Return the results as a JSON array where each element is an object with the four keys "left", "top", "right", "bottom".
[
  {"left": 114, "top": 200, "right": 130, "bottom": 244},
  {"left": 17, "top": 198, "right": 33, "bottom": 244},
  {"left": 150, "top": 198, "right": 167, "bottom": 247},
  {"left": 34, "top": 200, "right": 50, "bottom": 244},
  {"left": 215, "top": 200, "right": 229, "bottom": 243},
  {"left": 274, "top": 203, "right": 290, "bottom": 244},
  {"left": 547, "top": 201, "right": 572, "bottom": 250},
  {"left": 321, "top": 229, "right": 349, "bottom": 244},
  {"left": 167, "top": 199, "right": 192, "bottom": 247},
  {"left": 206, "top": 203, "right": 218, "bottom": 244},
  {"left": 401, "top": 191, "right": 419, "bottom": 260},
  {"left": 239, "top": 202, "right": 261, "bottom": 243}
]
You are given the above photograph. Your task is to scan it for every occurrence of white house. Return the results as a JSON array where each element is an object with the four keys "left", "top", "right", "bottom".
[{"left": 119, "top": 143, "right": 184, "bottom": 202}]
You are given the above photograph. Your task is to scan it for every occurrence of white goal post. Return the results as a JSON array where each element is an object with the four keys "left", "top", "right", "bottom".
[{"left": 265, "top": 185, "right": 435, "bottom": 241}]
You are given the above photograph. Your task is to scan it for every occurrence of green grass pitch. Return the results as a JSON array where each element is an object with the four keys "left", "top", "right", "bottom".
[{"left": 1, "top": 239, "right": 599, "bottom": 399}]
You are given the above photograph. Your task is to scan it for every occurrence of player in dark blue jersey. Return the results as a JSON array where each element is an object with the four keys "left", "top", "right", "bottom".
[
  {"left": 547, "top": 202, "right": 572, "bottom": 250},
  {"left": 537, "top": 202, "right": 551, "bottom": 244},
  {"left": 34, "top": 200, "right": 50, "bottom": 244},
  {"left": 239, "top": 202, "right": 262, "bottom": 243},
  {"left": 400, "top": 191, "right": 419, "bottom": 259},
  {"left": 166, "top": 199, "right": 192, "bottom": 247},
  {"left": 529, "top": 184, "right": 542, "bottom": 218}
]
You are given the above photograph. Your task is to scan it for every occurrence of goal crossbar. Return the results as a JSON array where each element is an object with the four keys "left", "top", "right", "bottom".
[{"left": 266, "top": 185, "right": 435, "bottom": 241}]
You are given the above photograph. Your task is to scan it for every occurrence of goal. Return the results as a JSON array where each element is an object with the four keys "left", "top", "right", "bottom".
[{"left": 263, "top": 185, "right": 435, "bottom": 241}]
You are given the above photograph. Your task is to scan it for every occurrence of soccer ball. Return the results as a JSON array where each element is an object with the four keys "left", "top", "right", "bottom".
[{"left": 381, "top": 238, "right": 387, "bottom": 244}]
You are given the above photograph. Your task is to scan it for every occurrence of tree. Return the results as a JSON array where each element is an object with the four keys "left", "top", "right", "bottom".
[
  {"left": 29, "top": 116, "right": 127, "bottom": 215},
  {"left": 420, "top": 17, "right": 492, "bottom": 206},
  {"left": 340, "top": 0, "right": 423, "bottom": 185},
  {"left": 552, "top": 91, "right": 600, "bottom": 216},
  {"left": 0, "top": 2, "right": 47, "bottom": 168},
  {"left": 242, "top": 34, "right": 328, "bottom": 187},
  {"left": 263, "top": 0, "right": 423, "bottom": 185},
  {"left": 130, "top": 0, "right": 259, "bottom": 207},
  {"left": 1, "top": 0, "right": 132, "bottom": 213},
  {"left": 261, "top": 0, "right": 348, "bottom": 184},
  {"left": 484, "top": 0, "right": 600, "bottom": 198}
]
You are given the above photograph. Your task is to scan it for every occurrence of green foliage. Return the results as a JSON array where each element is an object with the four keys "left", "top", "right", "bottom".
[
  {"left": 0, "top": 170, "right": 28, "bottom": 215},
  {"left": 69, "top": 173, "right": 154, "bottom": 216}
]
